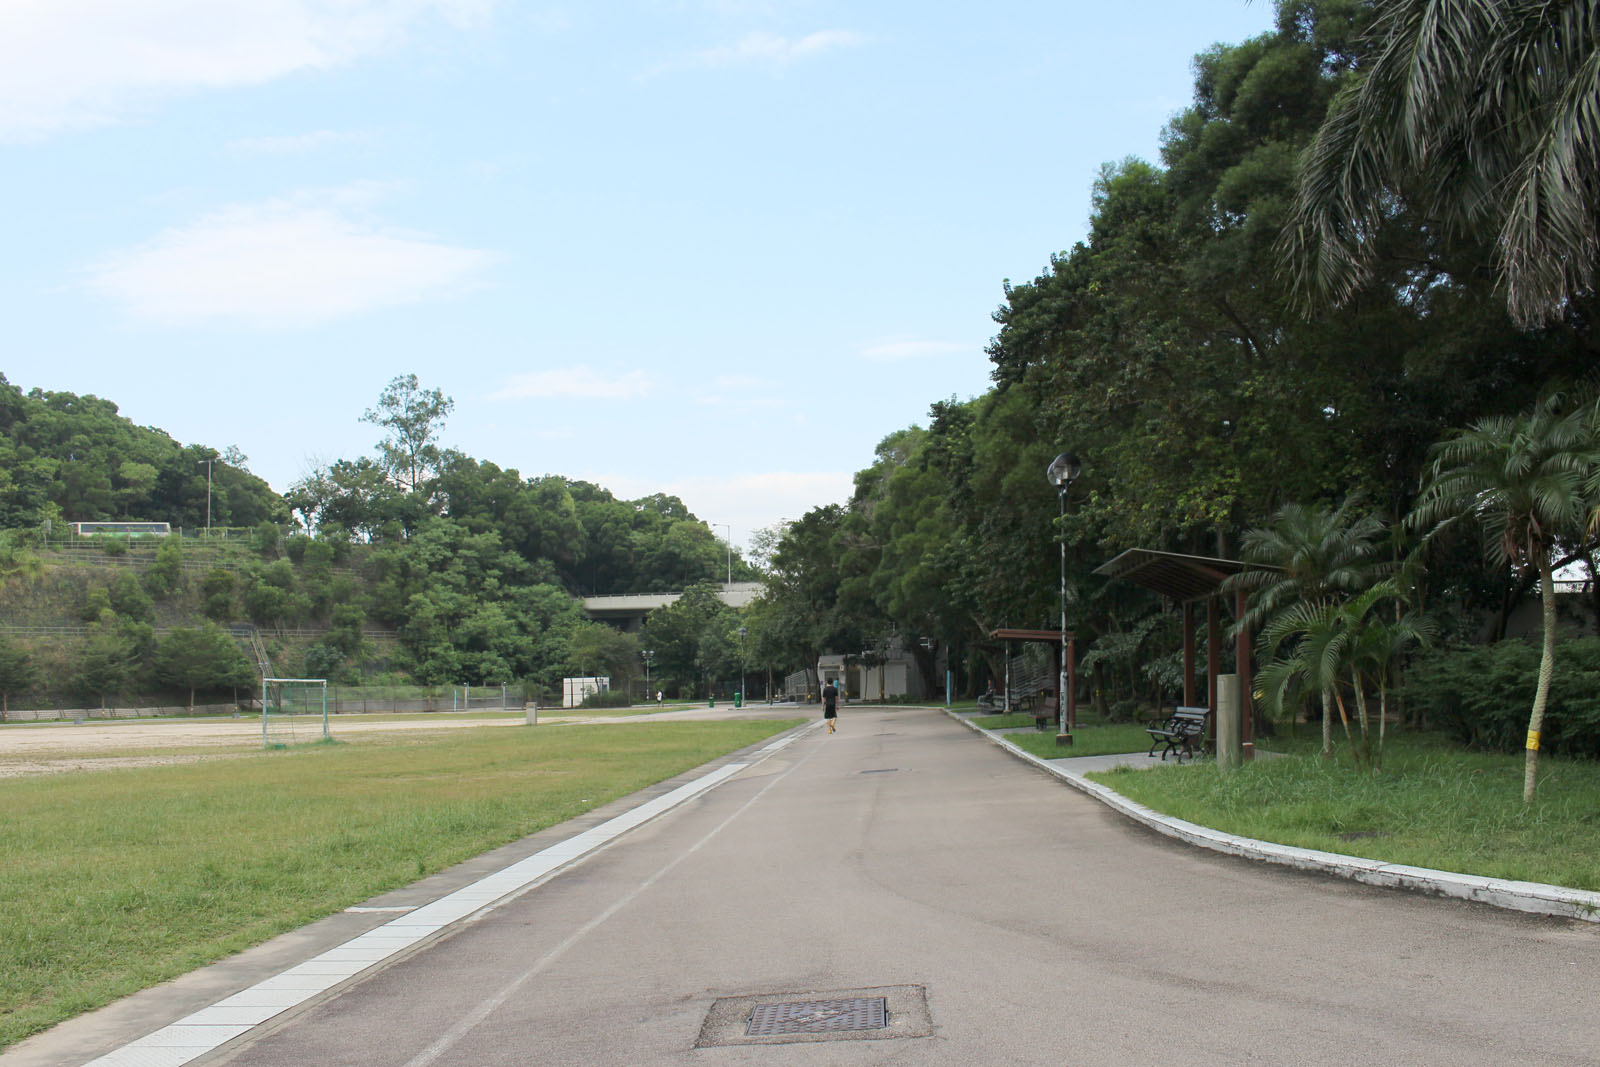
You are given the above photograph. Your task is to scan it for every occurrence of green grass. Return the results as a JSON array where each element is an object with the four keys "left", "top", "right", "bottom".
[
  {"left": 969, "top": 712, "right": 1039, "bottom": 729},
  {"left": 1005, "top": 722, "right": 1155, "bottom": 760},
  {"left": 1087, "top": 732, "right": 1600, "bottom": 892},
  {"left": 0, "top": 718, "right": 801, "bottom": 1050}
]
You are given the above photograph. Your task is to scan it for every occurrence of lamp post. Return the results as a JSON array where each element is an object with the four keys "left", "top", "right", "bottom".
[
  {"left": 1046, "top": 452, "right": 1081, "bottom": 744},
  {"left": 716, "top": 523, "right": 732, "bottom": 585},
  {"left": 642, "top": 648, "right": 654, "bottom": 703},
  {"left": 199, "top": 458, "right": 214, "bottom": 537}
]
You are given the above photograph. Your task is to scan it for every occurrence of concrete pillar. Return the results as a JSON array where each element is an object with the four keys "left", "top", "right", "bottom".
[{"left": 1216, "top": 673, "right": 1243, "bottom": 771}]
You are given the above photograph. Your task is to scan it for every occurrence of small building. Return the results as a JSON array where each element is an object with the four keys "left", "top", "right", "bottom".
[
  {"left": 69, "top": 521, "right": 171, "bottom": 537},
  {"left": 562, "top": 676, "right": 610, "bottom": 707},
  {"left": 817, "top": 634, "right": 928, "bottom": 701}
]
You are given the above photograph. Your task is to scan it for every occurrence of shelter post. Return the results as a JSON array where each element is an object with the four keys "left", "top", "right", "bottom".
[
  {"left": 1235, "top": 587, "right": 1254, "bottom": 760},
  {"left": 1182, "top": 601, "right": 1196, "bottom": 707}
]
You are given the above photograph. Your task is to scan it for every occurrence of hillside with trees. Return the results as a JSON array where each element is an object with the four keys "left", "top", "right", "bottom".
[{"left": 0, "top": 373, "right": 754, "bottom": 713}]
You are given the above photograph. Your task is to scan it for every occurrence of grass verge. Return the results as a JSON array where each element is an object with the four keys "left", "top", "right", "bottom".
[
  {"left": 0, "top": 718, "right": 801, "bottom": 1050},
  {"left": 1004, "top": 722, "right": 1154, "bottom": 760},
  {"left": 1086, "top": 732, "right": 1600, "bottom": 892}
]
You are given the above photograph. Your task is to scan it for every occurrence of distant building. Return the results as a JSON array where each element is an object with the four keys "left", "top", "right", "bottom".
[
  {"left": 818, "top": 633, "right": 927, "bottom": 701},
  {"left": 69, "top": 521, "right": 171, "bottom": 537}
]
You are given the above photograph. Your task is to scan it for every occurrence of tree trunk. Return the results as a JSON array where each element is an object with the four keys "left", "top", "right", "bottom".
[
  {"left": 1320, "top": 688, "right": 1332, "bottom": 757},
  {"left": 1376, "top": 683, "right": 1387, "bottom": 773},
  {"left": 188, "top": 686, "right": 196, "bottom": 715},
  {"left": 1350, "top": 669, "right": 1371, "bottom": 769},
  {"left": 1525, "top": 554, "right": 1558, "bottom": 804}
]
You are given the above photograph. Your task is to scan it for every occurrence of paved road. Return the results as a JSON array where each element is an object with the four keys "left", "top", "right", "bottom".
[{"left": 43, "top": 708, "right": 1600, "bottom": 1064}]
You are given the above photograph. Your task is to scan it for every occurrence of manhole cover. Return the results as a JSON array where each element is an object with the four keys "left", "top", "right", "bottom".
[
  {"left": 746, "top": 997, "right": 887, "bottom": 1036},
  {"left": 697, "top": 985, "right": 931, "bottom": 1047}
]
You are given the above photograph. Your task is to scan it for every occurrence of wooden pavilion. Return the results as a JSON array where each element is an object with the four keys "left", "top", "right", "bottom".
[{"left": 1092, "top": 548, "right": 1258, "bottom": 760}]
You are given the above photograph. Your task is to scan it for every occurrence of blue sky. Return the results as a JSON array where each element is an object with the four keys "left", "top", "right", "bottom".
[{"left": 2, "top": 0, "right": 1277, "bottom": 552}]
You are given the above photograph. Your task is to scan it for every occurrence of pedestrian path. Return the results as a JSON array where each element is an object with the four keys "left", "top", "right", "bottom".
[{"left": 947, "top": 707, "right": 1600, "bottom": 924}]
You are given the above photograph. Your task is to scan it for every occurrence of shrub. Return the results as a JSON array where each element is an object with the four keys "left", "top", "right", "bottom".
[{"left": 1403, "top": 637, "right": 1600, "bottom": 759}]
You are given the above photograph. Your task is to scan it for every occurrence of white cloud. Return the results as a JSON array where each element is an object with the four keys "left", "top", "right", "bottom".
[
  {"left": 226, "top": 129, "right": 372, "bottom": 155},
  {"left": 586, "top": 470, "right": 853, "bottom": 547},
  {"left": 861, "top": 339, "right": 973, "bottom": 362},
  {"left": 692, "top": 373, "right": 782, "bottom": 406},
  {"left": 490, "top": 367, "right": 654, "bottom": 401},
  {"left": 0, "top": 0, "right": 492, "bottom": 139},
  {"left": 83, "top": 186, "right": 497, "bottom": 327},
  {"left": 648, "top": 28, "right": 864, "bottom": 76},
  {"left": 696, "top": 29, "right": 864, "bottom": 66}
]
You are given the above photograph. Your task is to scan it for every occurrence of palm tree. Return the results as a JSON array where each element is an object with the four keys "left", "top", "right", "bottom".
[
  {"left": 1228, "top": 498, "right": 1391, "bottom": 756},
  {"left": 1256, "top": 598, "right": 1355, "bottom": 760},
  {"left": 1408, "top": 388, "right": 1600, "bottom": 802},
  {"left": 1284, "top": 0, "right": 1600, "bottom": 326},
  {"left": 1342, "top": 581, "right": 1436, "bottom": 771}
]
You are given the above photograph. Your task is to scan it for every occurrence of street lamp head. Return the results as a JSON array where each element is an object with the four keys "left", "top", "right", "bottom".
[{"left": 1046, "top": 452, "right": 1081, "bottom": 489}]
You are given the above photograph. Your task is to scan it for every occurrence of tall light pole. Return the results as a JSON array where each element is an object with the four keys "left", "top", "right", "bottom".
[
  {"left": 716, "top": 523, "right": 732, "bottom": 585},
  {"left": 642, "top": 648, "right": 654, "bottom": 702},
  {"left": 1047, "top": 453, "right": 1081, "bottom": 744},
  {"left": 198, "top": 458, "right": 214, "bottom": 537}
]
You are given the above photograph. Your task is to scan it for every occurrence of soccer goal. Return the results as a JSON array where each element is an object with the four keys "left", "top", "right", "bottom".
[{"left": 261, "top": 677, "right": 329, "bottom": 748}]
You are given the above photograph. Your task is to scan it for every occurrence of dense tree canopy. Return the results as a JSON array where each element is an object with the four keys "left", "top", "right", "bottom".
[{"left": 0, "top": 374, "right": 286, "bottom": 530}]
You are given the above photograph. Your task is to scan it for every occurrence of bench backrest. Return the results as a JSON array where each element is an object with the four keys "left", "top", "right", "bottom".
[{"left": 1172, "top": 707, "right": 1210, "bottom": 731}]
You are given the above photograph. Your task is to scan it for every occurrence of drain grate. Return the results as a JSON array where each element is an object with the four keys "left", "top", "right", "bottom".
[
  {"left": 698, "top": 985, "right": 930, "bottom": 1048},
  {"left": 746, "top": 997, "right": 887, "bottom": 1036}
]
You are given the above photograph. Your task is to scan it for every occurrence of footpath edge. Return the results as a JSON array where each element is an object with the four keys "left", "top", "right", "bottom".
[{"left": 945, "top": 708, "right": 1600, "bottom": 924}]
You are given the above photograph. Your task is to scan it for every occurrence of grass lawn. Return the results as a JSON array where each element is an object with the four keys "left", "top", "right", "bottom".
[
  {"left": 1004, "top": 722, "right": 1154, "bottom": 760},
  {"left": 0, "top": 718, "right": 800, "bottom": 1051},
  {"left": 1087, "top": 732, "right": 1600, "bottom": 892}
]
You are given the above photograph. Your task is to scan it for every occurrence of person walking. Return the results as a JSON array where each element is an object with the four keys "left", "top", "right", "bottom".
[{"left": 822, "top": 678, "right": 839, "bottom": 733}]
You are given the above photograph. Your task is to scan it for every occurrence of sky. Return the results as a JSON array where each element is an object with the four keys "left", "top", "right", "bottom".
[{"left": 2, "top": 0, "right": 1278, "bottom": 554}]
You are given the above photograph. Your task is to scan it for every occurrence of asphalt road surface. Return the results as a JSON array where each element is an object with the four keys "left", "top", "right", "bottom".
[{"left": 64, "top": 708, "right": 1600, "bottom": 1064}]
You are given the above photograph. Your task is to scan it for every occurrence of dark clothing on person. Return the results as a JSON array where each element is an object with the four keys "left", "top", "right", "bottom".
[{"left": 822, "top": 682, "right": 838, "bottom": 719}]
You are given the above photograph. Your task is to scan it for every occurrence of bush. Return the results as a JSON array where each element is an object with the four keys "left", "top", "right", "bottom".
[{"left": 1403, "top": 636, "right": 1600, "bottom": 759}]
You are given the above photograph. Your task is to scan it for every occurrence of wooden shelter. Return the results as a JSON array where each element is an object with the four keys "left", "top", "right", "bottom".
[{"left": 1092, "top": 549, "right": 1258, "bottom": 760}]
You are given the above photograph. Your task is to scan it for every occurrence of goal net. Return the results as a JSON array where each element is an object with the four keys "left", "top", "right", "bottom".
[{"left": 261, "top": 677, "right": 329, "bottom": 748}]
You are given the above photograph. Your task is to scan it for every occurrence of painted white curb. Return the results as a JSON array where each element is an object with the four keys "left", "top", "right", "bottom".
[
  {"left": 85, "top": 725, "right": 815, "bottom": 1067},
  {"left": 948, "top": 709, "right": 1600, "bottom": 924}
]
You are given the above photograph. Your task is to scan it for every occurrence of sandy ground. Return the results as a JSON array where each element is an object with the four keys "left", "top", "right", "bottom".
[{"left": 0, "top": 704, "right": 815, "bottom": 779}]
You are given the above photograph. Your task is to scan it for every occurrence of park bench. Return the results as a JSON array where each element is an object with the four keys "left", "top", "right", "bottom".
[
  {"left": 977, "top": 690, "right": 1038, "bottom": 714},
  {"left": 1146, "top": 706, "right": 1211, "bottom": 763},
  {"left": 1032, "top": 695, "right": 1059, "bottom": 731}
]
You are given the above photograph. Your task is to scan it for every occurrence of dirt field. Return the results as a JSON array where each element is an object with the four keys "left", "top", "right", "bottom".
[
  {"left": 0, "top": 715, "right": 524, "bottom": 779},
  {"left": 0, "top": 705, "right": 812, "bottom": 779}
]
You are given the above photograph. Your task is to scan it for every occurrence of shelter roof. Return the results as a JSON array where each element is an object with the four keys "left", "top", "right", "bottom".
[
  {"left": 1092, "top": 549, "right": 1252, "bottom": 603},
  {"left": 987, "top": 628, "right": 1070, "bottom": 642}
]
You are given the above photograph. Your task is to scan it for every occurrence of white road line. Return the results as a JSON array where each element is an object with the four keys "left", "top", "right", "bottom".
[
  {"left": 84, "top": 727, "right": 814, "bottom": 1067},
  {"left": 402, "top": 727, "right": 824, "bottom": 1067}
]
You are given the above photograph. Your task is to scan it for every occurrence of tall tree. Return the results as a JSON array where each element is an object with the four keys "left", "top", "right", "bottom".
[
  {"left": 362, "top": 374, "right": 455, "bottom": 492},
  {"left": 0, "top": 635, "right": 34, "bottom": 719},
  {"left": 154, "top": 625, "right": 255, "bottom": 713},
  {"left": 1408, "top": 388, "right": 1600, "bottom": 802}
]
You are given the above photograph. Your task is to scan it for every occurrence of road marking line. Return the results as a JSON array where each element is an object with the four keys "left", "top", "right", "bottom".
[
  {"left": 84, "top": 729, "right": 808, "bottom": 1067},
  {"left": 402, "top": 730, "right": 824, "bottom": 1067}
]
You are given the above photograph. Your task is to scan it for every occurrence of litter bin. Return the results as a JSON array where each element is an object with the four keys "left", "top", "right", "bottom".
[
  {"left": 734, "top": 691, "right": 743, "bottom": 708},
  {"left": 708, "top": 696, "right": 715, "bottom": 708}
]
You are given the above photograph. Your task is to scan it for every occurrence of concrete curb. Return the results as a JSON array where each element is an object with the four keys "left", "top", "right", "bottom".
[{"left": 946, "top": 708, "right": 1600, "bottom": 924}]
